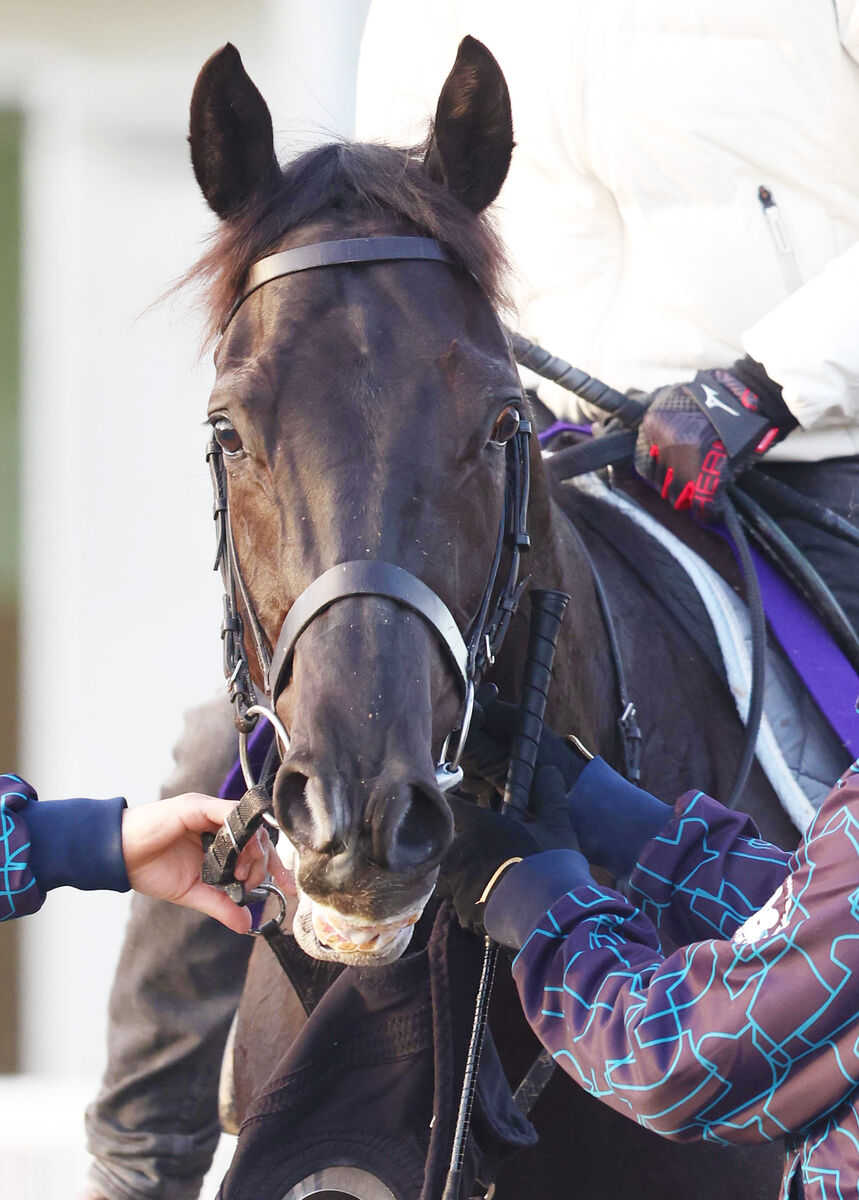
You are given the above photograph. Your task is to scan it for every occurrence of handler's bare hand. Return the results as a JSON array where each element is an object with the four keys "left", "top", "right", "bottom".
[{"left": 121, "top": 793, "right": 294, "bottom": 933}]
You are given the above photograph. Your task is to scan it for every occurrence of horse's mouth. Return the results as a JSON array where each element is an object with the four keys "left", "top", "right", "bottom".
[{"left": 291, "top": 890, "right": 432, "bottom": 965}]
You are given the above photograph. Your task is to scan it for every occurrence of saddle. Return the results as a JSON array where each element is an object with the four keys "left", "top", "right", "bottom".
[{"left": 542, "top": 425, "right": 852, "bottom": 828}]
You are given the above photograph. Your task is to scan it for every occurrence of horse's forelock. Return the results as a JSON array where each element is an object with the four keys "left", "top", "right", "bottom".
[{"left": 180, "top": 141, "right": 511, "bottom": 346}]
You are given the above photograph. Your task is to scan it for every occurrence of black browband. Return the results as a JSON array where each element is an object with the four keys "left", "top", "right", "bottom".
[{"left": 221, "top": 236, "right": 454, "bottom": 332}]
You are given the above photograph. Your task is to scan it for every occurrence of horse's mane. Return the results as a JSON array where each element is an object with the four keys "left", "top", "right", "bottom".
[{"left": 183, "top": 140, "right": 511, "bottom": 344}]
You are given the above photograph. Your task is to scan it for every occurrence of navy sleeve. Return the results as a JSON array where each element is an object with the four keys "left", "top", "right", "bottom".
[
  {"left": 28, "top": 794, "right": 130, "bottom": 894},
  {"left": 567, "top": 756, "right": 673, "bottom": 878},
  {"left": 0, "top": 772, "right": 129, "bottom": 921},
  {"left": 484, "top": 848, "right": 595, "bottom": 949}
]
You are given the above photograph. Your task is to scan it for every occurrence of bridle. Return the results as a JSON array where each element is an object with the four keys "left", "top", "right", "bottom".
[{"left": 207, "top": 235, "right": 533, "bottom": 793}]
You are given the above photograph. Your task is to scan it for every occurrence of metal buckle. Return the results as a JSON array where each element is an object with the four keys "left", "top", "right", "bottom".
[
  {"left": 245, "top": 881, "right": 288, "bottom": 936},
  {"left": 435, "top": 761, "right": 464, "bottom": 792},
  {"left": 619, "top": 700, "right": 639, "bottom": 735},
  {"left": 238, "top": 704, "right": 291, "bottom": 789},
  {"left": 437, "top": 678, "right": 475, "bottom": 779}
]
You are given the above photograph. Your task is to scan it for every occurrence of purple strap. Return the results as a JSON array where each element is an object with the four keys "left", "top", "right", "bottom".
[
  {"left": 218, "top": 720, "right": 275, "bottom": 800},
  {"left": 538, "top": 420, "right": 593, "bottom": 445},
  {"left": 745, "top": 544, "right": 858, "bottom": 756}
]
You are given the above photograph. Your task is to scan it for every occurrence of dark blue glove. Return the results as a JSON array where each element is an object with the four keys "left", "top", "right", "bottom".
[
  {"left": 436, "top": 766, "right": 588, "bottom": 938},
  {"left": 464, "top": 692, "right": 673, "bottom": 882}
]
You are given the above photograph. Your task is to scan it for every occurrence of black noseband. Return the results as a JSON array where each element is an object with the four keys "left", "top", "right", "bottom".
[{"left": 267, "top": 560, "right": 469, "bottom": 702}]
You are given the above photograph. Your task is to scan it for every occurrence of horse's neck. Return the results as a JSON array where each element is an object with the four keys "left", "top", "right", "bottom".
[
  {"left": 493, "top": 489, "right": 621, "bottom": 758},
  {"left": 546, "top": 500, "right": 623, "bottom": 754}
]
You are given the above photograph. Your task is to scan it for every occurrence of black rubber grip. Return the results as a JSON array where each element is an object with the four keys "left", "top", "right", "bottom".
[
  {"left": 509, "top": 331, "right": 645, "bottom": 424},
  {"left": 503, "top": 588, "right": 570, "bottom": 819}
]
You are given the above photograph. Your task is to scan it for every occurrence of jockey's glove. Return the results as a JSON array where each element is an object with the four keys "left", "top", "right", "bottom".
[
  {"left": 634, "top": 357, "right": 798, "bottom": 520},
  {"left": 463, "top": 692, "right": 673, "bottom": 882},
  {"left": 435, "top": 767, "right": 591, "bottom": 943},
  {"left": 462, "top": 688, "right": 590, "bottom": 795}
]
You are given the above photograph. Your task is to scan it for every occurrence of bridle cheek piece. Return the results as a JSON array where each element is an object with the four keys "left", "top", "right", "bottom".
[{"left": 208, "top": 236, "right": 532, "bottom": 792}]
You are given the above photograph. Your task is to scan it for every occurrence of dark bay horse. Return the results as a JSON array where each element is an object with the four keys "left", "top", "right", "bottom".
[{"left": 188, "top": 37, "right": 792, "bottom": 1199}]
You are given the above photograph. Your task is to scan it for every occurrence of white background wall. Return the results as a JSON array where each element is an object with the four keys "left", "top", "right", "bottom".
[{"left": 0, "top": 0, "right": 369, "bottom": 1194}]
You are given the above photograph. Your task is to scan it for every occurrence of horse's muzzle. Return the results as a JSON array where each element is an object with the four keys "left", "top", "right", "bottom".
[{"left": 273, "top": 755, "right": 452, "bottom": 934}]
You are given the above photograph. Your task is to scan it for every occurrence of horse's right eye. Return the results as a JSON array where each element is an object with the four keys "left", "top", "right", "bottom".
[
  {"left": 489, "top": 405, "right": 521, "bottom": 447},
  {"left": 212, "top": 416, "right": 243, "bottom": 456}
]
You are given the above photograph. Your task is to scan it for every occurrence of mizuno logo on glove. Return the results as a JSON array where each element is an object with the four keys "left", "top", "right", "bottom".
[{"left": 701, "top": 384, "right": 738, "bottom": 417}]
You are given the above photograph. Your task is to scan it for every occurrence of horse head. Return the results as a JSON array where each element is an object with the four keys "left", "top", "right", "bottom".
[{"left": 188, "top": 38, "right": 534, "bottom": 964}]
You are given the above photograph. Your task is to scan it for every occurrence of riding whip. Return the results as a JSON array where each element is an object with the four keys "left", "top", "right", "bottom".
[
  {"left": 503, "top": 588, "right": 571, "bottom": 819},
  {"left": 442, "top": 587, "right": 569, "bottom": 1200}
]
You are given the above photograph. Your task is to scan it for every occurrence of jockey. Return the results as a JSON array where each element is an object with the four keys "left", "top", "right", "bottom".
[
  {"left": 0, "top": 773, "right": 282, "bottom": 931},
  {"left": 356, "top": 0, "right": 859, "bottom": 632},
  {"left": 440, "top": 696, "right": 859, "bottom": 1199}
]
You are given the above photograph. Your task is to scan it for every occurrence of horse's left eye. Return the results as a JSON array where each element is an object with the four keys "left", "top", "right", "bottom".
[
  {"left": 212, "top": 416, "right": 243, "bottom": 456},
  {"left": 489, "top": 405, "right": 521, "bottom": 446}
]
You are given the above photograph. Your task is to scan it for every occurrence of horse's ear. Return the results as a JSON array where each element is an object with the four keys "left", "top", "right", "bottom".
[
  {"left": 189, "top": 43, "right": 279, "bottom": 220},
  {"left": 424, "top": 36, "right": 513, "bottom": 214}
]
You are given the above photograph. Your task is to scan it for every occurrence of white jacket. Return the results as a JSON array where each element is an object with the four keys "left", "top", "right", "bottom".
[{"left": 357, "top": 0, "right": 859, "bottom": 461}]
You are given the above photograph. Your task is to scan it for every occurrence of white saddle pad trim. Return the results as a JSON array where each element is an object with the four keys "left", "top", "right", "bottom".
[{"left": 570, "top": 473, "right": 816, "bottom": 831}]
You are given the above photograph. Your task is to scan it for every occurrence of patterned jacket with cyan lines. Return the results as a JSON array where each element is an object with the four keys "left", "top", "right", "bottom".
[
  {"left": 509, "top": 761, "right": 859, "bottom": 1199},
  {"left": 1, "top": 776, "right": 45, "bottom": 919}
]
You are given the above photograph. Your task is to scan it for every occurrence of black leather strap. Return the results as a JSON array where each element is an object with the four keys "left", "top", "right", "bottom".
[
  {"left": 268, "top": 560, "right": 469, "bottom": 702},
  {"left": 513, "top": 1048, "right": 556, "bottom": 1118},
  {"left": 201, "top": 783, "right": 274, "bottom": 888},
  {"left": 223, "top": 237, "right": 454, "bottom": 331},
  {"left": 543, "top": 428, "right": 636, "bottom": 478},
  {"left": 259, "top": 922, "right": 343, "bottom": 1017}
]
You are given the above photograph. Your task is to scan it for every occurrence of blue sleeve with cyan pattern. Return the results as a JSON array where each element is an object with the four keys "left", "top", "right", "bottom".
[
  {"left": 628, "top": 789, "right": 792, "bottom": 944},
  {"left": 507, "top": 764, "right": 859, "bottom": 1153},
  {"left": 0, "top": 775, "right": 45, "bottom": 919}
]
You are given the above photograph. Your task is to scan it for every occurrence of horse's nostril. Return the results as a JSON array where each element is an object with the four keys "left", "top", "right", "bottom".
[
  {"left": 274, "top": 763, "right": 349, "bottom": 857},
  {"left": 273, "top": 766, "right": 312, "bottom": 842},
  {"left": 374, "top": 780, "right": 454, "bottom": 874}
]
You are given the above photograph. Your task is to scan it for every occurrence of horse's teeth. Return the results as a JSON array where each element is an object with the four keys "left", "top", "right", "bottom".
[{"left": 309, "top": 900, "right": 420, "bottom": 952}]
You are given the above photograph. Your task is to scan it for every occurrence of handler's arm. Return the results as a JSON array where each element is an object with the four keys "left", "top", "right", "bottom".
[
  {"left": 487, "top": 765, "right": 859, "bottom": 1144},
  {"left": 0, "top": 774, "right": 127, "bottom": 921},
  {"left": 85, "top": 694, "right": 251, "bottom": 1200},
  {"left": 465, "top": 698, "right": 794, "bottom": 944},
  {"left": 568, "top": 756, "right": 793, "bottom": 944}
]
